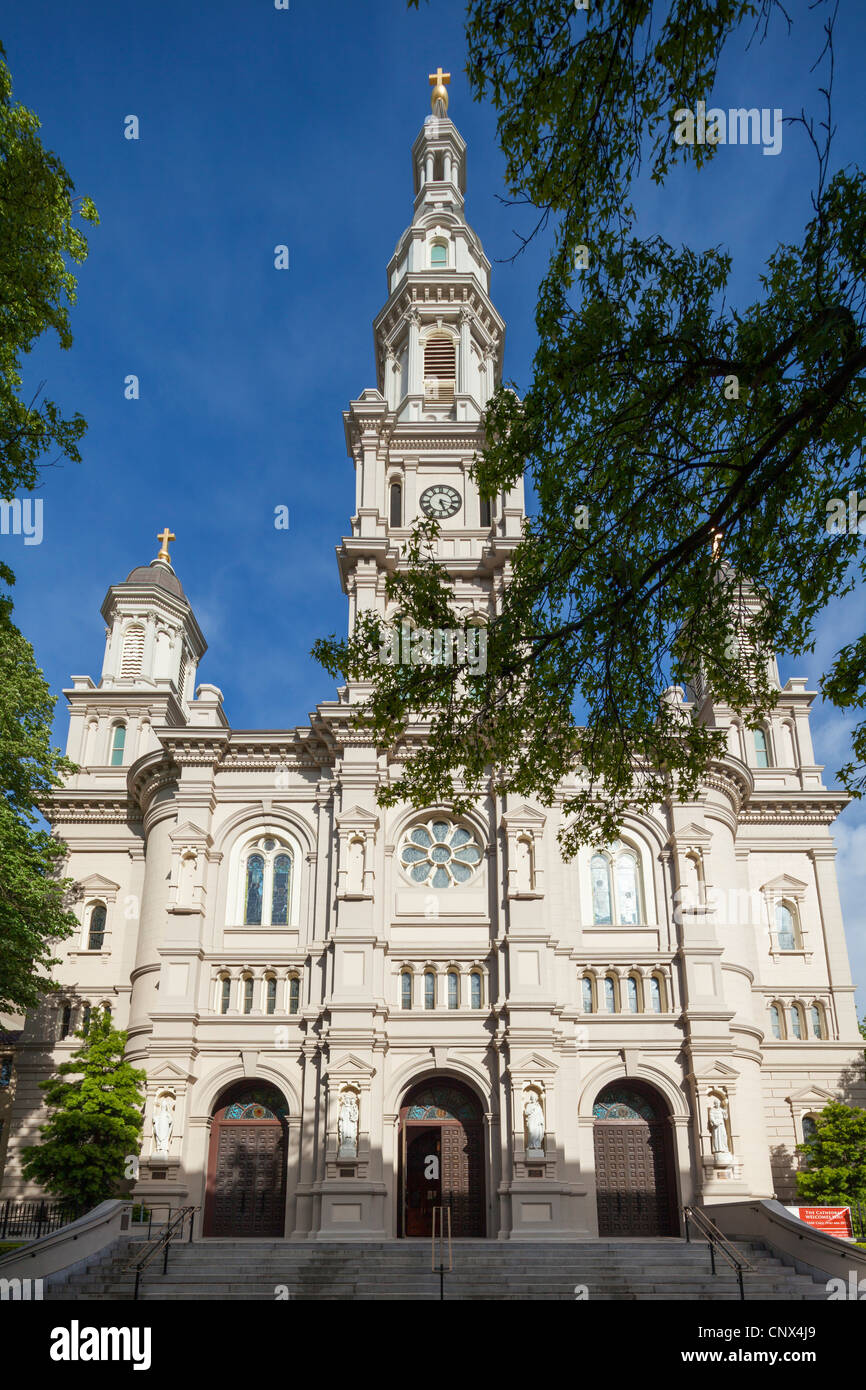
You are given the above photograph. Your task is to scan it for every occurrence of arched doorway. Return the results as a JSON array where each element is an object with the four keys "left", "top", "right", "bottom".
[
  {"left": 398, "top": 1079, "right": 485, "bottom": 1238},
  {"left": 592, "top": 1080, "right": 679, "bottom": 1237},
  {"left": 203, "top": 1081, "right": 289, "bottom": 1237}
]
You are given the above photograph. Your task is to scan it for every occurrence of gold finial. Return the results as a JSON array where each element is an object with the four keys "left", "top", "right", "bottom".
[
  {"left": 156, "top": 526, "right": 175, "bottom": 564},
  {"left": 711, "top": 528, "right": 723, "bottom": 559},
  {"left": 429, "top": 66, "right": 450, "bottom": 116}
]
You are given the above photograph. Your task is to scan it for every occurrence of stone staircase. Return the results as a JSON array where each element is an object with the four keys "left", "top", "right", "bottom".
[{"left": 47, "top": 1237, "right": 830, "bottom": 1300}]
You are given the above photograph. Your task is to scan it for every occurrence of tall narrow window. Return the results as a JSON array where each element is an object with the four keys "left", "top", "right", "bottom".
[
  {"left": 81, "top": 1004, "right": 91, "bottom": 1034},
  {"left": 775, "top": 902, "right": 797, "bottom": 951},
  {"left": 60, "top": 1004, "right": 72, "bottom": 1039},
  {"left": 424, "top": 970, "right": 436, "bottom": 1010},
  {"left": 447, "top": 971, "right": 459, "bottom": 1010},
  {"left": 810, "top": 1004, "right": 824, "bottom": 1038},
  {"left": 87, "top": 904, "right": 107, "bottom": 950},
  {"left": 423, "top": 333, "right": 456, "bottom": 403},
  {"left": 271, "top": 855, "right": 291, "bottom": 926},
  {"left": 754, "top": 728, "right": 770, "bottom": 768},
  {"left": 604, "top": 977, "right": 616, "bottom": 1013},
  {"left": 650, "top": 977, "right": 662, "bottom": 1014},
  {"left": 244, "top": 854, "right": 264, "bottom": 925},
  {"left": 266, "top": 977, "right": 277, "bottom": 1015},
  {"left": 220, "top": 977, "right": 231, "bottom": 1014},
  {"left": 591, "top": 854, "right": 613, "bottom": 925},
  {"left": 401, "top": 971, "right": 413, "bottom": 1010},
  {"left": 470, "top": 972, "right": 482, "bottom": 1010},
  {"left": 110, "top": 725, "right": 126, "bottom": 767},
  {"left": 802, "top": 1115, "right": 818, "bottom": 1144},
  {"left": 243, "top": 977, "right": 254, "bottom": 1015},
  {"left": 479, "top": 495, "right": 492, "bottom": 527},
  {"left": 582, "top": 976, "right": 594, "bottom": 1013},
  {"left": 289, "top": 976, "right": 300, "bottom": 1015},
  {"left": 789, "top": 1004, "right": 803, "bottom": 1039},
  {"left": 616, "top": 853, "right": 640, "bottom": 925},
  {"left": 120, "top": 624, "right": 145, "bottom": 679},
  {"left": 769, "top": 1003, "right": 782, "bottom": 1039},
  {"left": 626, "top": 977, "right": 639, "bottom": 1013},
  {"left": 430, "top": 240, "right": 447, "bottom": 267},
  {"left": 389, "top": 481, "right": 403, "bottom": 527}
]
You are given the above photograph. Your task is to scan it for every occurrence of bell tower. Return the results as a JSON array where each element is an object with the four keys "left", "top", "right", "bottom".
[{"left": 338, "top": 71, "right": 524, "bottom": 634}]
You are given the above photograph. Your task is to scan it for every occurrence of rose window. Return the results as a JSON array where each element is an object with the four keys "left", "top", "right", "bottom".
[{"left": 399, "top": 819, "right": 482, "bottom": 887}]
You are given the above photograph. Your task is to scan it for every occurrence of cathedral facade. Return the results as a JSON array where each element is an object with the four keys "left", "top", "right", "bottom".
[{"left": 1, "top": 87, "right": 863, "bottom": 1242}]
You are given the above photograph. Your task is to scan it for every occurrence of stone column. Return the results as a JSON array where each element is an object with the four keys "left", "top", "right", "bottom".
[{"left": 127, "top": 765, "right": 178, "bottom": 1059}]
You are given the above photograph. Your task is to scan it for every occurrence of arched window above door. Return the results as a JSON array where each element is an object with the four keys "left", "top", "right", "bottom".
[
  {"left": 236, "top": 832, "right": 297, "bottom": 926},
  {"left": 590, "top": 841, "right": 644, "bottom": 925}
]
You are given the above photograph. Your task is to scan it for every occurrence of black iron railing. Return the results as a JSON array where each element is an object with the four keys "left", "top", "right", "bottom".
[
  {"left": 0, "top": 1198, "right": 81, "bottom": 1241},
  {"left": 124, "top": 1205, "right": 197, "bottom": 1301},
  {"left": 683, "top": 1204, "right": 757, "bottom": 1300}
]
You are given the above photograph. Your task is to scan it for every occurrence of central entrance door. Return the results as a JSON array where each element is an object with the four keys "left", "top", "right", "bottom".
[
  {"left": 203, "top": 1082, "right": 288, "bottom": 1237},
  {"left": 399, "top": 1080, "right": 485, "bottom": 1237},
  {"left": 592, "top": 1081, "right": 678, "bottom": 1237}
]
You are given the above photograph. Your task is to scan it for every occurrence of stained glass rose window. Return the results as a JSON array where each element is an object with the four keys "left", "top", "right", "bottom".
[{"left": 399, "top": 818, "right": 483, "bottom": 888}]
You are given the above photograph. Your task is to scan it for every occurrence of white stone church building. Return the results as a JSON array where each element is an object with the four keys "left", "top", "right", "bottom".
[{"left": 1, "top": 82, "right": 863, "bottom": 1241}]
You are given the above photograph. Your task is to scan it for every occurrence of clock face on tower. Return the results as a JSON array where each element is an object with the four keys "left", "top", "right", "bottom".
[{"left": 419, "top": 484, "right": 462, "bottom": 520}]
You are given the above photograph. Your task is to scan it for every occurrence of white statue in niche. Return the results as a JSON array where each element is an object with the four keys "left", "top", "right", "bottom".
[
  {"left": 153, "top": 1093, "right": 175, "bottom": 1156},
  {"left": 524, "top": 1094, "right": 545, "bottom": 1153},
  {"left": 338, "top": 1091, "right": 359, "bottom": 1156},
  {"left": 708, "top": 1097, "right": 734, "bottom": 1166}
]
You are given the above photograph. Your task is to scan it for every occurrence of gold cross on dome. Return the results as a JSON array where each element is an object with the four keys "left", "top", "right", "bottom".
[
  {"left": 156, "top": 526, "right": 175, "bottom": 564},
  {"left": 429, "top": 67, "right": 451, "bottom": 114}
]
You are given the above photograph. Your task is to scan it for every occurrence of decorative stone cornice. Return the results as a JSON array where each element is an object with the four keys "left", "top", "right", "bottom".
[{"left": 738, "top": 792, "right": 849, "bottom": 826}]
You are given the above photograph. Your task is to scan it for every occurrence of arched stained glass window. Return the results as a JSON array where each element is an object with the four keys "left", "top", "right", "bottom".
[
  {"left": 470, "top": 972, "right": 482, "bottom": 1009},
  {"left": 769, "top": 1003, "right": 782, "bottom": 1038},
  {"left": 604, "top": 977, "right": 616, "bottom": 1013},
  {"left": 650, "top": 977, "right": 662, "bottom": 1014},
  {"left": 220, "top": 977, "right": 231, "bottom": 1014},
  {"left": 271, "top": 854, "right": 291, "bottom": 926},
  {"left": 790, "top": 1004, "right": 803, "bottom": 1039},
  {"left": 406, "top": 1085, "right": 480, "bottom": 1122},
  {"left": 243, "top": 977, "right": 254, "bottom": 1014},
  {"left": 424, "top": 971, "right": 436, "bottom": 1010},
  {"left": 582, "top": 976, "right": 594, "bottom": 1013},
  {"left": 802, "top": 1115, "right": 818, "bottom": 1144},
  {"left": 593, "top": 1085, "right": 658, "bottom": 1120},
  {"left": 616, "top": 853, "right": 640, "bottom": 926},
  {"left": 626, "top": 977, "right": 639, "bottom": 1013},
  {"left": 87, "top": 904, "right": 107, "bottom": 950},
  {"left": 754, "top": 728, "right": 770, "bottom": 767},
  {"left": 810, "top": 1005, "right": 824, "bottom": 1038},
  {"left": 110, "top": 724, "right": 126, "bottom": 767},
  {"left": 401, "top": 971, "right": 413, "bottom": 1010},
  {"left": 266, "top": 977, "right": 277, "bottom": 1015},
  {"left": 289, "top": 976, "right": 300, "bottom": 1015},
  {"left": 447, "top": 972, "right": 459, "bottom": 1009},
  {"left": 776, "top": 902, "right": 797, "bottom": 951},
  {"left": 245, "top": 854, "right": 264, "bottom": 925},
  {"left": 591, "top": 854, "right": 612, "bottom": 925}
]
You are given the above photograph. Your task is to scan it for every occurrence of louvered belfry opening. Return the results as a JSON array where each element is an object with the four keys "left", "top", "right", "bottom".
[
  {"left": 423, "top": 332, "right": 456, "bottom": 404},
  {"left": 120, "top": 624, "right": 145, "bottom": 678}
]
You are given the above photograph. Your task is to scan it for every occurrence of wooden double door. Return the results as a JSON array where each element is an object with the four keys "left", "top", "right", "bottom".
[
  {"left": 400, "top": 1081, "right": 485, "bottom": 1237},
  {"left": 204, "top": 1117, "right": 286, "bottom": 1237},
  {"left": 594, "top": 1118, "right": 678, "bottom": 1237}
]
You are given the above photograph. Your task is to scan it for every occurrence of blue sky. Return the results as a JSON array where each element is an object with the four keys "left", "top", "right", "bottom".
[{"left": 2, "top": 0, "right": 863, "bottom": 1011}]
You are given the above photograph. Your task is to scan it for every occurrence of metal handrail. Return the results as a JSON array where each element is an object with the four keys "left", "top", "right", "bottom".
[
  {"left": 431, "top": 1203, "right": 453, "bottom": 1301},
  {"left": 125, "top": 1205, "right": 197, "bottom": 1300},
  {"left": 683, "top": 1204, "right": 756, "bottom": 1300}
]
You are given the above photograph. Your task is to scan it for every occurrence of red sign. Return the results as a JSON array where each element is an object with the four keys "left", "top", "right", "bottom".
[{"left": 786, "top": 1205, "right": 854, "bottom": 1238}]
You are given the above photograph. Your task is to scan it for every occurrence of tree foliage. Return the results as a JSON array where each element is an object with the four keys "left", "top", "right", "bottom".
[
  {"left": 20, "top": 1011, "right": 146, "bottom": 1211},
  {"left": 0, "top": 43, "right": 96, "bottom": 1011},
  {"left": 0, "top": 41, "right": 98, "bottom": 499},
  {"left": 325, "top": 0, "right": 866, "bottom": 850},
  {"left": 796, "top": 1100, "right": 866, "bottom": 1206}
]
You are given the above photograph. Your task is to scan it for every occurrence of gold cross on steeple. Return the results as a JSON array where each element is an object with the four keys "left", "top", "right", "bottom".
[
  {"left": 429, "top": 67, "right": 450, "bottom": 115},
  {"left": 156, "top": 526, "right": 175, "bottom": 564}
]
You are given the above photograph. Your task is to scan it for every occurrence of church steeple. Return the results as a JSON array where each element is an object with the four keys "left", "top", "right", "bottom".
[{"left": 338, "top": 77, "right": 522, "bottom": 637}]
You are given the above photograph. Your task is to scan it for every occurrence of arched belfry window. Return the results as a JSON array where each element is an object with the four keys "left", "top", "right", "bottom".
[
  {"left": 591, "top": 841, "right": 644, "bottom": 925},
  {"left": 239, "top": 835, "right": 295, "bottom": 926},
  {"left": 389, "top": 481, "right": 403, "bottom": 527},
  {"left": 753, "top": 727, "right": 771, "bottom": 768},
  {"left": 423, "top": 332, "right": 456, "bottom": 404}
]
